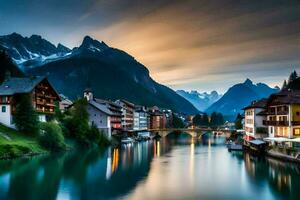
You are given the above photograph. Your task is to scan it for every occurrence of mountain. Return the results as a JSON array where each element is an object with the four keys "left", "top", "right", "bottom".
[
  {"left": 206, "top": 79, "right": 279, "bottom": 119},
  {"left": 0, "top": 33, "right": 71, "bottom": 69},
  {"left": 0, "top": 51, "right": 24, "bottom": 83},
  {"left": 13, "top": 35, "right": 199, "bottom": 114},
  {"left": 176, "top": 90, "right": 222, "bottom": 111}
]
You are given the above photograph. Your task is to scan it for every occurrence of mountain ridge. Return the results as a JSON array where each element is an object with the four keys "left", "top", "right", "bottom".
[
  {"left": 0, "top": 33, "right": 198, "bottom": 114},
  {"left": 176, "top": 90, "right": 222, "bottom": 111},
  {"left": 205, "top": 79, "right": 279, "bottom": 119}
]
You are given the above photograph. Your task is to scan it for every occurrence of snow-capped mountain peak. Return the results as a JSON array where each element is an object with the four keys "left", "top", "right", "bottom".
[
  {"left": 176, "top": 90, "right": 222, "bottom": 111},
  {"left": 0, "top": 33, "right": 72, "bottom": 69}
]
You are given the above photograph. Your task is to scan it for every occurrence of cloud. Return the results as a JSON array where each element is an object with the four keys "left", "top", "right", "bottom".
[{"left": 1, "top": 0, "right": 300, "bottom": 92}]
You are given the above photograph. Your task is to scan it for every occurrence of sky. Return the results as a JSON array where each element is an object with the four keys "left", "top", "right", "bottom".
[{"left": 0, "top": 0, "right": 300, "bottom": 93}]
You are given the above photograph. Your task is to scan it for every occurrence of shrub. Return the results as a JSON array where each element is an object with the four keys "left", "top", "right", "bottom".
[
  {"left": 87, "top": 124, "right": 110, "bottom": 146},
  {"left": 39, "top": 122, "right": 66, "bottom": 151}
]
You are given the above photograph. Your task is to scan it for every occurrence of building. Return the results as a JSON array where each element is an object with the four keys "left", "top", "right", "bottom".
[
  {"left": 0, "top": 76, "right": 61, "bottom": 127},
  {"left": 262, "top": 90, "right": 300, "bottom": 139},
  {"left": 59, "top": 94, "right": 73, "bottom": 112},
  {"left": 84, "top": 90, "right": 113, "bottom": 139},
  {"left": 148, "top": 106, "right": 166, "bottom": 129},
  {"left": 162, "top": 109, "right": 173, "bottom": 128},
  {"left": 243, "top": 99, "right": 268, "bottom": 140},
  {"left": 115, "top": 99, "right": 135, "bottom": 131},
  {"left": 94, "top": 99, "right": 122, "bottom": 131},
  {"left": 133, "top": 106, "right": 148, "bottom": 131}
]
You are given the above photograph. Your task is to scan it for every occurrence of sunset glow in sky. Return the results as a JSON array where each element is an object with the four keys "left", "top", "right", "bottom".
[{"left": 1, "top": 0, "right": 300, "bottom": 92}]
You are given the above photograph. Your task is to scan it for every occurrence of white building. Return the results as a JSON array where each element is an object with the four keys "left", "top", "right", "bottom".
[
  {"left": 243, "top": 99, "right": 268, "bottom": 140},
  {"left": 84, "top": 90, "right": 113, "bottom": 139},
  {"left": 133, "top": 106, "right": 148, "bottom": 131}
]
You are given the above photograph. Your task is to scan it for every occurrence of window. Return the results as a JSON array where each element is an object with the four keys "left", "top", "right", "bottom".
[
  {"left": 2, "top": 106, "right": 6, "bottom": 113},
  {"left": 294, "top": 128, "right": 300, "bottom": 136},
  {"left": 1, "top": 96, "right": 6, "bottom": 103},
  {"left": 270, "top": 127, "right": 273, "bottom": 134},
  {"left": 296, "top": 112, "right": 300, "bottom": 117}
]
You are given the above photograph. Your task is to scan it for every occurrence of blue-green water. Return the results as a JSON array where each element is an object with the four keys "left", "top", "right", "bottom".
[{"left": 0, "top": 133, "right": 300, "bottom": 200}]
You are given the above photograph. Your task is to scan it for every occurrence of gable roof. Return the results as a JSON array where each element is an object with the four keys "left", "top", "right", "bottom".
[
  {"left": 89, "top": 100, "right": 113, "bottom": 116},
  {"left": 0, "top": 76, "right": 61, "bottom": 101},
  {"left": 267, "top": 90, "right": 300, "bottom": 105},
  {"left": 243, "top": 98, "right": 267, "bottom": 110},
  {"left": 0, "top": 76, "right": 45, "bottom": 96},
  {"left": 115, "top": 99, "right": 135, "bottom": 108}
]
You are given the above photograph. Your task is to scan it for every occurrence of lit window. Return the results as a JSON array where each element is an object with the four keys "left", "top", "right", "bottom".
[
  {"left": 294, "top": 128, "right": 300, "bottom": 136},
  {"left": 2, "top": 106, "right": 6, "bottom": 113}
]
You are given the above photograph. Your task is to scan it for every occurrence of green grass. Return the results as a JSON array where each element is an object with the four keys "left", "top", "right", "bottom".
[{"left": 0, "top": 124, "right": 48, "bottom": 159}]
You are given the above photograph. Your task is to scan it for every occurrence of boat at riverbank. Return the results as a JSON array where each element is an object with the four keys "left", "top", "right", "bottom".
[{"left": 227, "top": 143, "right": 243, "bottom": 151}]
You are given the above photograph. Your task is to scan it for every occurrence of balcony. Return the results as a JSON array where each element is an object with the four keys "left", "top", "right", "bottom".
[
  {"left": 292, "top": 121, "right": 300, "bottom": 126},
  {"left": 263, "top": 120, "right": 289, "bottom": 126},
  {"left": 277, "top": 110, "right": 289, "bottom": 115}
]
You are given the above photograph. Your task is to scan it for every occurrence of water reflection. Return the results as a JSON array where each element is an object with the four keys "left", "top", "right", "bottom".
[{"left": 0, "top": 133, "right": 300, "bottom": 200}]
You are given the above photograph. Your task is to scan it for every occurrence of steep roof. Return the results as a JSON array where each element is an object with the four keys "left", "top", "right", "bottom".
[
  {"left": 89, "top": 100, "right": 113, "bottom": 116},
  {"left": 0, "top": 76, "right": 45, "bottom": 95},
  {"left": 243, "top": 98, "right": 267, "bottom": 110},
  {"left": 95, "top": 98, "right": 121, "bottom": 108},
  {"left": 267, "top": 90, "right": 300, "bottom": 105},
  {"left": 115, "top": 99, "right": 135, "bottom": 108}
]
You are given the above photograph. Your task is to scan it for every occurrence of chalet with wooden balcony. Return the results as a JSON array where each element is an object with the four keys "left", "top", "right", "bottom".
[
  {"left": 0, "top": 76, "right": 61, "bottom": 127},
  {"left": 261, "top": 90, "right": 300, "bottom": 138}
]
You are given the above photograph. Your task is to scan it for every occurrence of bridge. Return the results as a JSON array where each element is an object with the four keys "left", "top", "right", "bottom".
[{"left": 149, "top": 128, "right": 232, "bottom": 138}]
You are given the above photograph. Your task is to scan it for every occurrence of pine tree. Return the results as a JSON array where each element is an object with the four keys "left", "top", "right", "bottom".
[
  {"left": 171, "top": 113, "right": 185, "bottom": 128},
  {"left": 14, "top": 94, "right": 39, "bottom": 135},
  {"left": 210, "top": 112, "right": 224, "bottom": 127},
  {"left": 288, "top": 70, "right": 298, "bottom": 84},
  {"left": 281, "top": 80, "right": 287, "bottom": 90},
  {"left": 202, "top": 113, "right": 209, "bottom": 126}
]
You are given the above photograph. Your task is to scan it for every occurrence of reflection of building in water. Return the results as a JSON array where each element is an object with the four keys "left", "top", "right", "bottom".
[
  {"left": 112, "top": 148, "right": 120, "bottom": 174},
  {"left": 189, "top": 139, "right": 195, "bottom": 181},
  {"left": 267, "top": 159, "right": 292, "bottom": 193},
  {"left": 153, "top": 140, "right": 161, "bottom": 157},
  {"left": 106, "top": 148, "right": 112, "bottom": 180},
  {"left": 243, "top": 153, "right": 300, "bottom": 198},
  {"left": 244, "top": 153, "right": 256, "bottom": 177},
  {"left": 106, "top": 148, "right": 120, "bottom": 180}
]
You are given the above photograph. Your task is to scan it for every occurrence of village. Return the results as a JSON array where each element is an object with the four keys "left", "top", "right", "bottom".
[
  {"left": 1, "top": 71, "right": 300, "bottom": 165},
  {"left": 0, "top": 74, "right": 188, "bottom": 147}
]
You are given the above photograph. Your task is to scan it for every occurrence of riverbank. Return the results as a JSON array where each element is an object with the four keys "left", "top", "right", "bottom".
[
  {"left": 0, "top": 124, "right": 48, "bottom": 159},
  {"left": 266, "top": 149, "right": 300, "bottom": 164}
]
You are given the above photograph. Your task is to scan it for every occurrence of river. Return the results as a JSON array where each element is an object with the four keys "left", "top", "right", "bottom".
[{"left": 0, "top": 132, "right": 299, "bottom": 200}]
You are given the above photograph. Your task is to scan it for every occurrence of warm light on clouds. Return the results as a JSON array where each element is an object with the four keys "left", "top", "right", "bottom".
[{"left": 0, "top": 0, "right": 300, "bottom": 92}]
